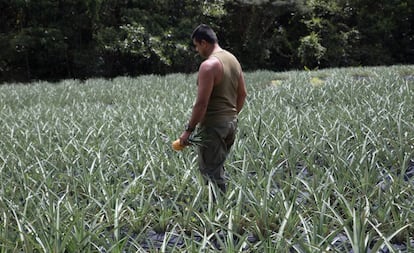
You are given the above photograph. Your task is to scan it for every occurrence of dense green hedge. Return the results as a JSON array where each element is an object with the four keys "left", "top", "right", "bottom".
[{"left": 1, "top": 0, "right": 413, "bottom": 82}]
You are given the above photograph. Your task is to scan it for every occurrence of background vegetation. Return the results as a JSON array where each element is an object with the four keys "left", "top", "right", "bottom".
[{"left": 1, "top": 0, "right": 413, "bottom": 83}]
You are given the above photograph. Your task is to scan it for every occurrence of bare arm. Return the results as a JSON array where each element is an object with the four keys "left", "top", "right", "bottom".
[
  {"left": 179, "top": 59, "right": 217, "bottom": 144},
  {"left": 236, "top": 71, "right": 247, "bottom": 113},
  {"left": 187, "top": 61, "right": 215, "bottom": 128}
]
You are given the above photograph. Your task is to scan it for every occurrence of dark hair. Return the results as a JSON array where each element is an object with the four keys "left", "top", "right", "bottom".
[{"left": 191, "top": 24, "right": 218, "bottom": 44}]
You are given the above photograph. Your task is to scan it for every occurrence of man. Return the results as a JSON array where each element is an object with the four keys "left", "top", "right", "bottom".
[{"left": 179, "top": 24, "right": 247, "bottom": 193}]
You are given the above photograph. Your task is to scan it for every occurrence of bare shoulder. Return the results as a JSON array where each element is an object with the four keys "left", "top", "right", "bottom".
[{"left": 199, "top": 57, "right": 221, "bottom": 73}]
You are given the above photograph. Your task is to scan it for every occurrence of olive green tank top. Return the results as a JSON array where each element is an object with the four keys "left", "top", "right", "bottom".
[{"left": 201, "top": 50, "right": 242, "bottom": 125}]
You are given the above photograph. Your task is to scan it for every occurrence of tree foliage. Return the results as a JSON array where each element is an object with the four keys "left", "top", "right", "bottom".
[{"left": 0, "top": 0, "right": 412, "bottom": 82}]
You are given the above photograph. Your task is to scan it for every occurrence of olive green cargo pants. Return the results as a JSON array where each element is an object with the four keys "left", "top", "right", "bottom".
[{"left": 197, "top": 118, "right": 238, "bottom": 193}]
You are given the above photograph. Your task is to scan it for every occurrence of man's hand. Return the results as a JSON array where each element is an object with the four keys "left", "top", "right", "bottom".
[{"left": 179, "top": 131, "right": 192, "bottom": 146}]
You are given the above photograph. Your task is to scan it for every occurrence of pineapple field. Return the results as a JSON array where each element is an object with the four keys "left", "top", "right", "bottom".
[{"left": 0, "top": 65, "right": 413, "bottom": 252}]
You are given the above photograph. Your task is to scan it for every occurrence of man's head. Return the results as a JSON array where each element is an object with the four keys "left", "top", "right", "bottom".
[
  {"left": 191, "top": 24, "right": 218, "bottom": 44},
  {"left": 191, "top": 24, "right": 218, "bottom": 58}
]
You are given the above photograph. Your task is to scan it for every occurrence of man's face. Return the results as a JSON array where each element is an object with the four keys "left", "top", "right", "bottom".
[{"left": 193, "top": 39, "right": 207, "bottom": 58}]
